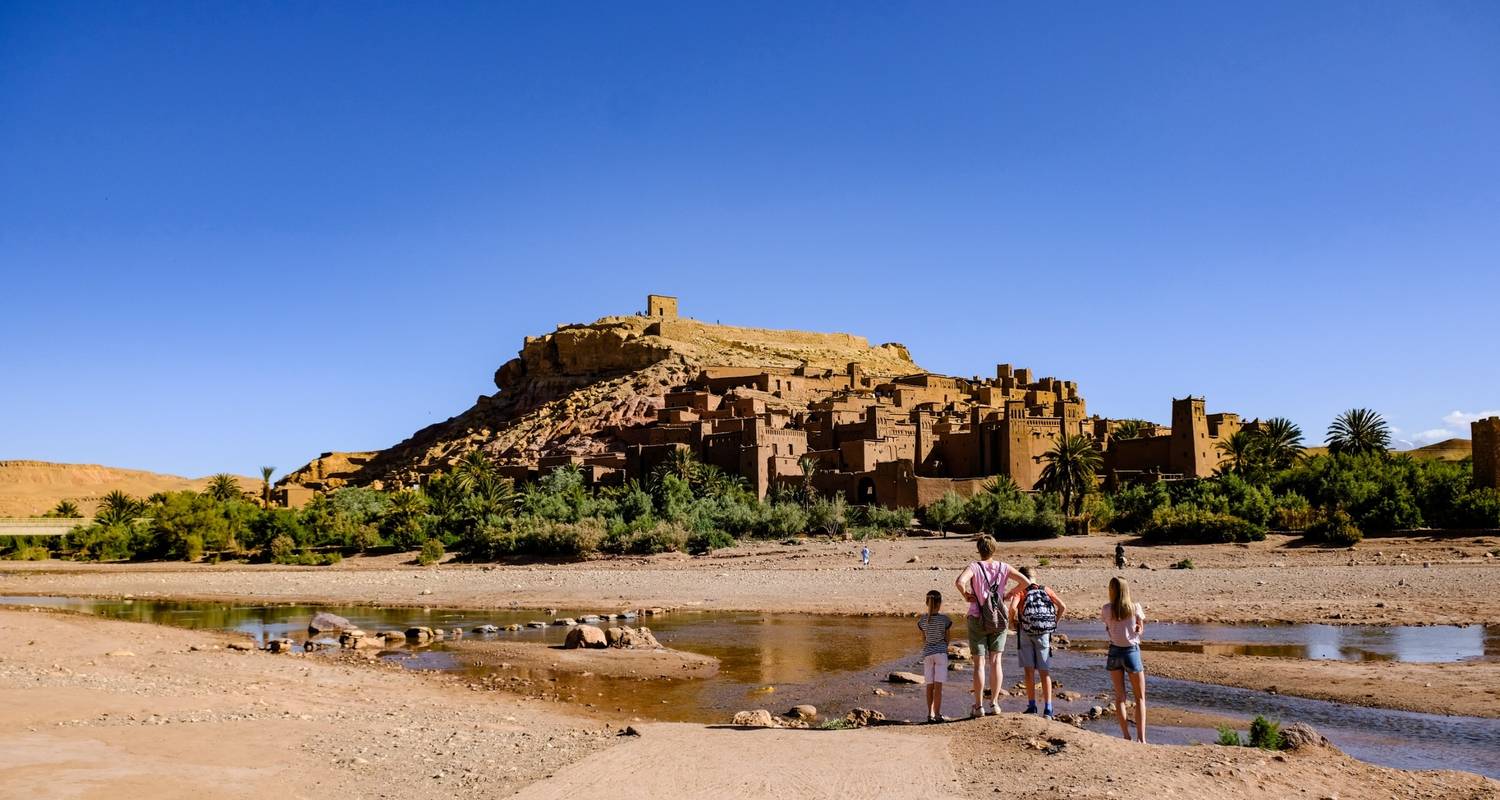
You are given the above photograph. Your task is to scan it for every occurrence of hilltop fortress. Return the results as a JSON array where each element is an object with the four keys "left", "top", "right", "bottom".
[{"left": 280, "top": 297, "right": 1253, "bottom": 507}]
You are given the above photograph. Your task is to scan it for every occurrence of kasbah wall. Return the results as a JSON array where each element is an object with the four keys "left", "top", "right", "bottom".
[{"left": 402, "top": 296, "right": 1267, "bottom": 509}]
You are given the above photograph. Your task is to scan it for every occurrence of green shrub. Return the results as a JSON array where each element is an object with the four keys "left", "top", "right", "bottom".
[
  {"left": 760, "top": 503, "right": 809, "bottom": 538},
  {"left": 269, "top": 534, "right": 297, "bottom": 563},
  {"left": 1270, "top": 492, "right": 1316, "bottom": 531},
  {"left": 1306, "top": 509, "right": 1362, "bottom": 546},
  {"left": 1108, "top": 482, "right": 1171, "bottom": 533},
  {"left": 1170, "top": 558, "right": 1194, "bottom": 570},
  {"left": 807, "top": 495, "right": 848, "bottom": 537},
  {"left": 622, "top": 521, "right": 689, "bottom": 554},
  {"left": 6, "top": 545, "right": 51, "bottom": 561},
  {"left": 853, "top": 504, "right": 912, "bottom": 533},
  {"left": 922, "top": 491, "right": 967, "bottom": 536},
  {"left": 419, "top": 538, "right": 445, "bottom": 566},
  {"left": 1454, "top": 488, "right": 1500, "bottom": 529},
  {"left": 520, "top": 517, "right": 605, "bottom": 557},
  {"left": 686, "top": 528, "right": 735, "bottom": 554},
  {"left": 182, "top": 534, "right": 205, "bottom": 563},
  {"left": 1139, "top": 506, "right": 1265, "bottom": 544},
  {"left": 1248, "top": 715, "right": 1284, "bottom": 750},
  {"left": 1038, "top": 557, "right": 1051, "bottom": 567},
  {"left": 1216, "top": 725, "right": 1243, "bottom": 747}
]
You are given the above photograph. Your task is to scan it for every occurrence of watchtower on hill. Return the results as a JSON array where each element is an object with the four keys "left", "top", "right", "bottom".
[{"left": 646, "top": 294, "right": 678, "bottom": 318}]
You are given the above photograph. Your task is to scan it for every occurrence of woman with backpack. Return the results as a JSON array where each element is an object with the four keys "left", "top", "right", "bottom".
[
  {"left": 954, "top": 536, "right": 1031, "bottom": 718},
  {"left": 1011, "top": 565, "right": 1066, "bottom": 718}
]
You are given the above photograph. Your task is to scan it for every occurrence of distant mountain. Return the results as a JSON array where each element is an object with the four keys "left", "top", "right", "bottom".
[
  {"left": 0, "top": 461, "right": 257, "bottom": 517},
  {"left": 1402, "top": 438, "right": 1472, "bottom": 461}
]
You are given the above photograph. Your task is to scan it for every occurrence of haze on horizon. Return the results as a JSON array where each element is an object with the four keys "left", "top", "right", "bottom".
[{"left": 2, "top": 2, "right": 1497, "bottom": 479}]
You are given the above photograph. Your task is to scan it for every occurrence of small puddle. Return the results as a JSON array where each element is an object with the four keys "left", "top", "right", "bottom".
[{"left": 6, "top": 595, "right": 1498, "bottom": 779}]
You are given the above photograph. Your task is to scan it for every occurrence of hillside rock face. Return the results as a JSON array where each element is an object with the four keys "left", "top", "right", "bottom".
[
  {"left": 285, "top": 312, "right": 920, "bottom": 489},
  {"left": 0, "top": 461, "right": 256, "bottom": 517}
]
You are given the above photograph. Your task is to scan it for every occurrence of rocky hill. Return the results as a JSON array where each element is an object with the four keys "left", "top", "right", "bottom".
[
  {"left": 0, "top": 461, "right": 257, "bottom": 517},
  {"left": 283, "top": 308, "right": 921, "bottom": 489}
]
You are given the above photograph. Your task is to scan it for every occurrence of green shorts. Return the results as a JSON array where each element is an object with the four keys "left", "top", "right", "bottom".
[{"left": 966, "top": 615, "right": 1007, "bottom": 657}]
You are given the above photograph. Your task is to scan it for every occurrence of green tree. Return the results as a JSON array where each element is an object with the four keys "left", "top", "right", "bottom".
[
  {"left": 1035, "top": 435, "right": 1103, "bottom": 517},
  {"left": 1110, "top": 419, "right": 1154, "bottom": 441},
  {"left": 46, "top": 499, "right": 82, "bottom": 519},
  {"left": 454, "top": 449, "right": 497, "bottom": 493},
  {"left": 204, "top": 473, "right": 245, "bottom": 502},
  {"left": 94, "top": 490, "right": 143, "bottom": 527},
  {"left": 1326, "top": 408, "right": 1391, "bottom": 456},
  {"left": 923, "top": 491, "right": 965, "bottom": 538},
  {"left": 259, "top": 466, "right": 276, "bottom": 508},
  {"left": 1215, "top": 430, "right": 1266, "bottom": 477},
  {"left": 1256, "top": 417, "right": 1305, "bottom": 470}
]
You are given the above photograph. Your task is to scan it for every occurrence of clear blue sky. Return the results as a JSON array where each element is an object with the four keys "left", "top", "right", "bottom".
[{"left": 3, "top": 2, "right": 1498, "bottom": 478}]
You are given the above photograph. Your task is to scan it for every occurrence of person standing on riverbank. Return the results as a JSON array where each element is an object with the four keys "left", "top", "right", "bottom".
[
  {"left": 1013, "top": 565, "right": 1066, "bottom": 718},
  {"left": 916, "top": 590, "right": 952, "bottom": 723},
  {"left": 955, "top": 536, "right": 1031, "bottom": 718},
  {"left": 1103, "top": 576, "right": 1147, "bottom": 742}
]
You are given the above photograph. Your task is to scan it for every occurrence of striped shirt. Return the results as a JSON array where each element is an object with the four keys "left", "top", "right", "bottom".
[{"left": 917, "top": 613, "right": 952, "bottom": 657}]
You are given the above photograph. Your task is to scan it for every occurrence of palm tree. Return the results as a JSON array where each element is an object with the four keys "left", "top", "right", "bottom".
[
  {"left": 204, "top": 474, "right": 244, "bottom": 502},
  {"left": 1111, "top": 419, "right": 1154, "bottom": 442},
  {"left": 1256, "top": 417, "right": 1305, "bottom": 469},
  {"left": 454, "top": 450, "right": 497, "bottom": 492},
  {"left": 1035, "top": 435, "right": 1103, "bottom": 517},
  {"left": 1215, "top": 430, "right": 1264, "bottom": 476},
  {"left": 47, "top": 499, "right": 82, "bottom": 519},
  {"left": 259, "top": 466, "right": 276, "bottom": 508},
  {"left": 94, "top": 490, "right": 143, "bottom": 526},
  {"left": 1326, "top": 408, "right": 1391, "bottom": 456}
]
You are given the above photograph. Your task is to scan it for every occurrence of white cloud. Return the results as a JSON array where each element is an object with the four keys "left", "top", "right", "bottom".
[
  {"left": 1442, "top": 410, "right": 1500, "bottom": 429},
  {"left": 1410, "top": 428, "right": 1455, "bottom": 445}
]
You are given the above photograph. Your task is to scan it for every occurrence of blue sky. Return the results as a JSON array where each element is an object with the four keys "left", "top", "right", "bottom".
[{"left": 3, "top": 2, "right": 1498, "bottom": 478}]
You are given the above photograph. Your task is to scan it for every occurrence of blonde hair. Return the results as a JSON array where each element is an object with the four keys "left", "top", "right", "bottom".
[
  {"left": 1108, "top": 576, "right": 1134, "bottom": 622},
  {"left": 976, "top": 536, "right": 996, "bottom": 559}
]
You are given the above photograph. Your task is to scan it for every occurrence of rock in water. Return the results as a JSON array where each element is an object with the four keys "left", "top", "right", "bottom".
[
  {"left": 786, "top": 705, "right": 817, "bottom": 720},
  {"left": 308, "top": 612, "right": 354, "bottom": 634},
  {"left": 405, "top": 627, "right": 434, "bottom": 644},
  {"left": 887, "top": 671, "right": 925, "bottom": 685},
  {"left": 564, "top": 624, "right": 608, "bottom": 649},
  {"left": 1281, "top": 723, "right": 1332, "bottom": 751}
]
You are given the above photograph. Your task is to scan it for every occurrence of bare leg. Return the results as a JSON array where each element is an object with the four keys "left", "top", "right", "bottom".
[
  {"left": 988, "top": 653, "right": 1002, "bottom": 712},
  {"left": 1110, "top": 669, "right": 1129, "bottom": 740},
  {"left": 933, "top": 682, "right": 944, "bottom": 719},
  {"left": 1041, "top": 669, "right": 1052, "bottom": 709},
  {"left": 1024, "top": 666, "right": 1036, "bottom": 705},
  {"left": 1130, "top": 670, "right": 1147, "bottom": 743},
  {"left": 970, "top": 648, "right": 985, "bottom": 714}
]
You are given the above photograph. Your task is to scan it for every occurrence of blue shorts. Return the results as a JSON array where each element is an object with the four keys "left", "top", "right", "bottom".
[
  {"left": 1106, "top": 644, "right": 1143, "bottom": 673},
  {"left": 1017, "top": 632, "right": 1051, "bottom": 670}
]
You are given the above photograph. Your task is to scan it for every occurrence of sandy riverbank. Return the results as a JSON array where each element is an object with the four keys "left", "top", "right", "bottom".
[
  {"left": 2, "top": 608, "right": 1494, "bottom": 800},
  {"left": 3, "top": 534, "right": 1497, "bottom": 625}
]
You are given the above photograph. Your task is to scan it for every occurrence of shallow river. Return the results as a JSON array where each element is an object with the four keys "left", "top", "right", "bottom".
[{"left": 7, "top": 595, "right": 1498, "bottom": 778}]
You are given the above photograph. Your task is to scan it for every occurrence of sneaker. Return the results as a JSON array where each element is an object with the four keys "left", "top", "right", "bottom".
[
  {"left": 1023, "top": 702, "right": 1038, "bottom": 715},
  {"left": 1043, "top": 705, "right": 1054, "bottom": 719},
  {"left": 969, "top": 705, "right": 982, "bottom": 719}
]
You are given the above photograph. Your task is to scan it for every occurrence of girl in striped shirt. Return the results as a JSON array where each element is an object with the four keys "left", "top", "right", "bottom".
[{"left": 917, "top": 590, "right": 952, "bottom": 723}]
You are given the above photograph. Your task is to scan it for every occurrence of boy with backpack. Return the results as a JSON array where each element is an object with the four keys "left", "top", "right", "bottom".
[
  {"left": 954, "top": 536, "right": 1031, "bottom": 718},
  {"left": 1011, "top": 565, "right": 1067, "bottom": 718}
]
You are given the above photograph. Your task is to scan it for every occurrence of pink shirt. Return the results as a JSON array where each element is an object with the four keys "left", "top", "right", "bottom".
[
  {"left": 966, "top": 560, "right": 1011, "bottom": 617},
  {"left": 1101, "top": 602, "right": 1144, "bottom": 647}
]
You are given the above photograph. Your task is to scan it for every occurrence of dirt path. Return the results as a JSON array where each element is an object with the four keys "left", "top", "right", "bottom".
[
  {"left": 509, "top": 723, "right": 966, "bottom": 800},
  {"left": 3, "top": 533, "right": 1498, "bottom": 626}
]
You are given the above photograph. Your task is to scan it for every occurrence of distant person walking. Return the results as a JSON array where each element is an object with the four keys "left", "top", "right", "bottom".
[
  {"left": 1115, "top": 542, "right": 1126, "bottom": 570},
  {"left": 1013, "top": 565, "right": 1066, "bottom": 718},
  {"left": 1102, "top": 576, "right": 1147, "bottom": 742},
  {"left": 955, "top": 536, "right": 1031, "bottom": 718},
  {"left": 916, "top": 590, "right": 952, "bottom": 723},
  {"left": 861, "top": 545, "right": 871, "bottom": 567}
]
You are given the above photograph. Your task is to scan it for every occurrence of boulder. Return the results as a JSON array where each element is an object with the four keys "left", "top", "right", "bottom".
[
  {"left": 887, "top": 671, "right": 925, "bottom": 685},
  {"left": 731, "top": 709, "right": 777, "bottom": 728},
  {"left": 405, "top": 627, "right": 435, "bottom": 644},
  {"left": 338, "top": 630, "right": 369, "bottom": 648},
  {"left": 843, "top": 708, "right": 885, "bottom": 728},
  {"left": 553, "top": 618, "right": 577, "bottom": 627},
  {"left": 308, "top": 612, "right": 355, "bottom": 634},
  {"left": 607, "top": 625, "right": 661, "bottom": 649},
  {"left": 947, "top": 642, "right": 970, "bottom": 661},
  {"left": 785, "top": 705, "right": 817, "bottom": 720},
  {"left": 504, "top": 624, "right": 524, "bottom": 632},
  {"left": 1281, "top": 723, "right": 1331, "bottom": 751},
  {"left": 564, "top": 625, "right": 608, "bottom": 650},
  {"left": 472, "top": 624, "right": 499, "bottom": 635},
  {"left": 380, "top": 631, "right": 408, "bottom": 643},
  {"left": 265, "top": 638, "right": 297, "bottom": 653},
  {"left": 580, "top": 615, "right": 601, "bottom": 624},
  {"left": 226, "top": 641, "right": 255, "bottom": 652},
  {"left": 449, "top": 628, "right": 463, "bottom": 639},
  {"left": 526, "top": 621, "right": 548, "bottom": 629}
]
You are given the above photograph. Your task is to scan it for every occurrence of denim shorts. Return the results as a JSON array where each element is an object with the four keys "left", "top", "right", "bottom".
[
  {"left": 1017, "top": 632, "right": 1051, "bottom": 670},
  {"left": 966, "top": 615, "right": 1007, "bottom": 657},
  {"left": 1106, "top": 644, "right": 1144, "bottom": 673}
]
